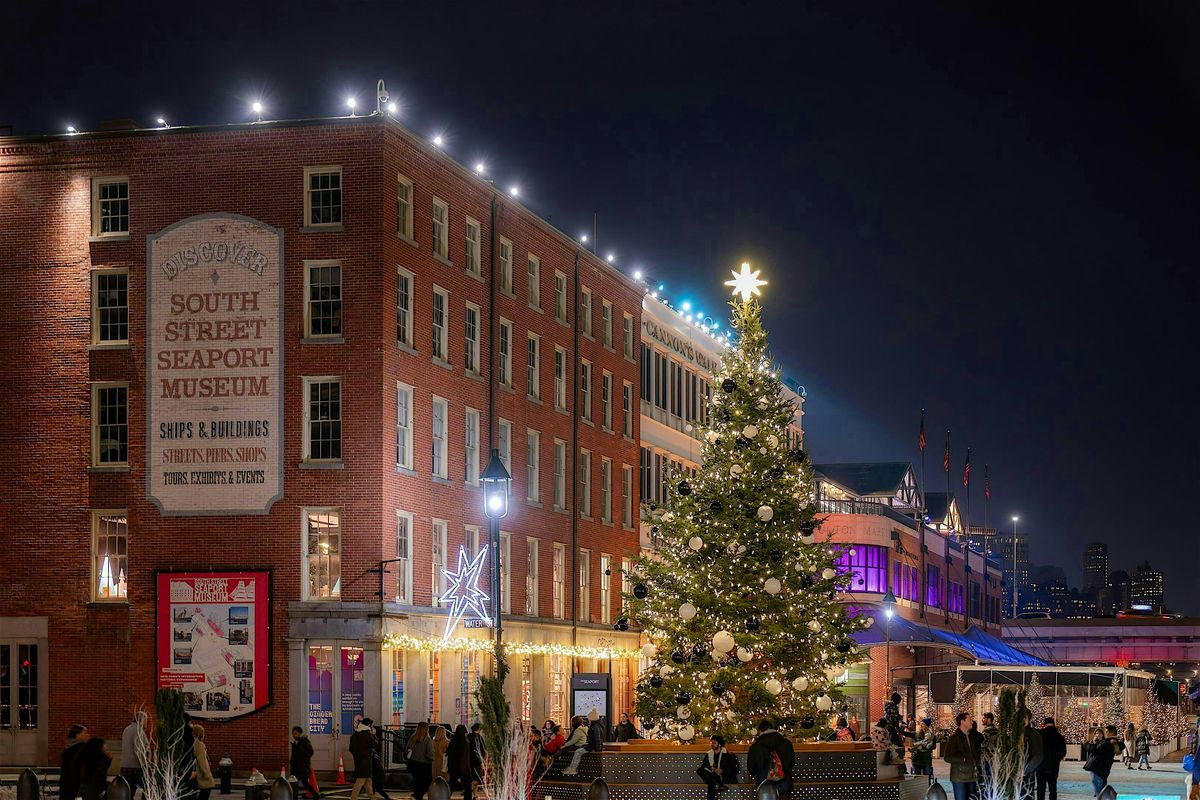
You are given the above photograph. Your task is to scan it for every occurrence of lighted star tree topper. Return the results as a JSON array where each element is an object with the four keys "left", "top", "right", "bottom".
[{"left": 440, "top": 545, "right": 490, "bottom": 640}]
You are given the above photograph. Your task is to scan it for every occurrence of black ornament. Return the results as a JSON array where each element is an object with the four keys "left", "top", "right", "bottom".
[
  {"left": 817, "top": 690, "right": 826, "bottom": 698},
  {"left": 604, "top": 568, "right": 612, "bottom": 576},
  {"left": 800, "top": 575, "right": 814, "bottom": 590},
  {"left": 649, "top": 503, "right": 658, "bottom": 512},
  {"left": 748, "top": 378, "right": 756, "bottom": 386},
  {"left": 770, "top": 466, "right": 785, "bottom": 480},
  {"left": 800, "top": 520, "right": 817, "bottom": 535},
  {"left": 678, "top": 481, "right": 692, "bottom": 496},
  {"left": 840, "top": 705, "right": 849, "bottom": 713},
  {"left": 709, "top": 499, "right": 723, "bottom": 513},
  {"left": 800, "top": 715, "right": 816, "bottom": 730},
  {"left": 670, "top": 649, "right": 686, "bottom": 664},
  {"left": 675, "top": 691, "right": 692, "bottom": 705},
  {"left": 649, "top": 675, "right": 664, "bottom": 688},
  {"left": 692, "top": 642, "right": 708, "bottom": 657},
  {"left": 836, "top": 641, "right": 852, "bottom": 654},
  {"left": 711, "top": 682, "right": 726, "bottom": 696},
  {"left": 614, "top": 618, "right": 629, "bottom": 632},
  {"left": 650, "top": 526, "right": 660, "bottom": 535},
  {"left": 734, "top": 436, "right": 750, "bottom": 449},
  {"left": 745, "top": 617, "right": 761, "bottom": 632},
  {"left": 721, "top": 378, "right": 737, "bottom": 394},
  {"left": 633, "top": 583, "right": 649, "bottom": 599},
  {"left": 857, "top": 578, "right": 865, "bottom": 587},
  {"left": 788, "top": 449, "right": 807, "bottom": 464},
  {"left": 769, "top": 548, "right": 783, "bottom": 562},
  {"left": 718, "top": 408, "right": 732, "bottom": 422},
  {"left": 827, "top": 590, "right": 837, "bottom": 600}
]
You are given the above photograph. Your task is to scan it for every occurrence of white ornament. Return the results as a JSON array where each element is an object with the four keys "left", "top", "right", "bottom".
[
  {"left": 800, "top": 534, "right": 816, "bottom": 545},
  {"left": 757, "top": 505, "right": 774, "bottom": 522},
  {"left": 742, "top": 424, "right": 759, "bottom": 438},
  {"left": 821, "top": 568, "right": 836, "bottom": 580},
  {"left": 659, "top": 665, "right": 674, "bottom": 677},
  {"left": 685, "top": 423, "right": 693, "bottom": 432},
  {"left": 736, "top": 647, "right": 754, "bottom": 663},
  {"left": 727, "top": 540, "right": 740, "bottom": 554},
  {"left": 712, "top": 630, "right": 736, "bottom": 653},
  {"left": 759, "top": 447, "right": 768, "bottom": 454},
  {"left": 642, "top": 643, "right": 658, "bottom": 659},
  {"left": 710, "top": 650, "right": 721, "bottom": 661},
  {"left": 765, "top": 678, "right": 783, "bottom": 696},
  {"left": 688, "top": 536, "right": 704, "bottom": 551},
  {"left": 825, "top": 666, "right": 843, "bottom": 681},
  {"left": 757, "top": 400, "right": 769, "bottom": 410},
  {"left": 764, "top": 577, "right": 782, "bottom": 595},
  {"left": 730, "top": 464, "right": 744, "bottom": 476},
  {"left": 792, "top": 676, "right": 809, "bottom": 692},
  {"left": 678, "top": 724, "right": 696, "bottom": 741},
  {"left": 677, "top": 705, "right": 692, "bottom": 719},
  {"left": 815, "top": 694, "right": 833, "bottom": 711},
  {"left": 737, "top": 544, "right": 747, "bottom": 555},
  {"left": 766, "top": 434, "right": 779, "bottom": 448},
  {"left": 705, "top": 430, "right": 719, "bottom": 443},
  {"left": 807, "top": 620, "right": 822, "bottom": 632},
  {"left": 863, "top": 616, "right": 875, "bottom": 628},
  {"left": 679, "top": 602, "right": 698, "bottom": 621},
  {"left": 664, "top": 512, "right": 676, "bottom": 522}
]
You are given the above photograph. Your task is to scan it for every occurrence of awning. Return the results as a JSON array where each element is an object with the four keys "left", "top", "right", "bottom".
[{"left": 850, "top": 607, "right": 1051, "bottom": 667}]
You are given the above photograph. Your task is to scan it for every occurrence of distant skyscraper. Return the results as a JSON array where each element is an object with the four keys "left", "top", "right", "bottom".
[
  {"left": 1130, "top": 561, "right": 1165, "bottom": 613},
  {"left": 1109, "top": 569, "right": 1132, "bottom": 612},
  {"left": 990, "top": 529, "right": 1030, "bottom": 618},
  {"left": 1084, "top": 542, "right": 1110, "bottom": 614}
]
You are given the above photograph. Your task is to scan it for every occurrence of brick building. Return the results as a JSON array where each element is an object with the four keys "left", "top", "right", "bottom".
[{"left": 0, "top": 113, "right": 644, "bottom": 767}]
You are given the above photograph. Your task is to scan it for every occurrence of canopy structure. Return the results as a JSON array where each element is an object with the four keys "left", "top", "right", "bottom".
[{"left": 850, "top": 608, "right": 1051, "bottom": 667}]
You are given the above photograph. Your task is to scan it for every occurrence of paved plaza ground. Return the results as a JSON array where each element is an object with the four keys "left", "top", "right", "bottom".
[{"left": 923, "top": 758, "right": 1190, "bottom": 800}]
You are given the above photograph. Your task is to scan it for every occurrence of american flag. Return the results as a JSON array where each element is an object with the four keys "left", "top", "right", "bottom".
[
  {"left": 918, "top": 409, "right": 926, "bottom": 452},
  {"left": 984, "top": 464, "right": 990, "bottom": 500},
  {"left": 943, "top": 431, "right": 950, "bottom": 472},
  {"left": 963, "top": 448, "right": 972, "bottom": 487}
]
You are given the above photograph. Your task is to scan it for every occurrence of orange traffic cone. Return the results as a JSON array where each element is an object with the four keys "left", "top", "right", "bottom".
[
  {"left": 335, "top": 755, "right": 348, "bottom": 785},
  {"left": 281, "top": 766, "right": 287, "bottom": 779},
  {"left": 309, "top": 768, "right": 321, "bottom": 797}
]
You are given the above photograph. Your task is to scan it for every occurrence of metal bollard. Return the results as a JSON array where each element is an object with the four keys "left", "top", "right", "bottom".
[
  {"left": 923, "top": 783, "right": 948, "bottom": 800},
  {"left": 429, "top": 777, "right": 451, "bottom": 800},
  {"left": 269, "top": 776, "right": 294, "bottom": 800},
  {"left": 1097, "top": 786, "right": 1117, "bottom": 800},
  {"left": 107, "top": 775, "right": 132, "bottom": 800},
  {"left": 756, "top": 780, "right": 780, "bottom": 800},
  {"left": 16, "top": 768, "right": 40, "bottom": 800},
  {"left": 587, "top": 778, "right": 609, "bottom": 800}
]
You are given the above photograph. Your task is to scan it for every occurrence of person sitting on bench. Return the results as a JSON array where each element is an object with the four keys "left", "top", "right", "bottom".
[{"left": 697, "top": 736, "right": 740, "bottom": 800}]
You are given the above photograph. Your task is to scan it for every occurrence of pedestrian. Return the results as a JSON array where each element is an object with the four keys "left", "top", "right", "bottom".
[
  {"left": 1135, "top": 726, "right": 1152, "bottom": 770},
  {"left": 909, "top": 720, "right": 935, "bottom": 785},
  {"left": 406, "top": 722, "right": 434, "bottom": 800},
  {"left": 832, "top": 717, "right": 854, "bottom": 743},
  {"left": 1037, "top": 716, "right": 1066, "bottom": 800},
  {"left": 848, "top": 714, "right": 861, "bottom": 741},
  {"left": 695, "top": 735, "right": 739, "bottom": 800},
  {"left": 559, "top": 716, "right": 590, "bottom": 775},
  {"left": 563, "top": 710, "right": 604, "bottom": 776},
  {"left": 60, "top": 725, "right": 89, "bottom": 800},
  {"left": 445, "top": 726, "right": 471, "bottom": 800},
  {"left": 362, "top": 719, "right": 391, "bottom": 800},
  {"left": 1083, "top": 724, "right": 1119, "bottom": 798},
  {"left": 975, "top": 713, "right": 994, "bottom": 791},
  {"left": 614, "top": 712, "right": 640, "bottom": 742},
  {"left": 542, "top": 719, "right": 557, "bottom": 743},
  {"left": 746, "top": 719, "right": 795, "bottom": 796},
  {"left": 431, "top": 726, "right": 449, "bottom": 784},
  {"left": 191, "top": 725, "right": 216, "bottom": 800},
  {"left": 120, "top": 712, "right": 146, "bottom": 800},
  {"left": 943, "top": 712, "right": 980, "bottom": 800},
  {"left": 77, "top": 736, "right": 113, "bottom": 800},
  {"left": 348, "top": 718, "right": 377, "bottom": 800},
  {"left": 468, "top": 723, "right": 486, "bottom": 794},
  {"left": 290, "top": 726, "right": 320, "bottom": 800},
  {"left": 1123, "top": 723, "right": 1136, "bottom": 769},
  {"left": 1021, "top": 715, "right": 1044, "bottom": 798}
]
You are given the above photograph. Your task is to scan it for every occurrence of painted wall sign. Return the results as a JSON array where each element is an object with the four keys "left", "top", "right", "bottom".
[
  {"left": 157, "top": 571, "right": 271, "bottom": 719},
  {"left": 642, "top": 319, "right": 720, "bottom": 373},
  {"left": 146, "top": 214, "right": 284, "bottom": 515}
]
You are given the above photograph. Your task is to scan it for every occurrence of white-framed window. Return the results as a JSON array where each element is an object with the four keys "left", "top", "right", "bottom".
[
  {"left": 623, "top": 312, "right": 634, "bottom": 358},
  {"left": 600, "top": 457, "right": 612, "bottom": 523},
  {"left": 500, "top": 531, "right": 512, "bottom": 614},
  {"left": 395, "top": 510, "right": 414, "bottom": 603},
  {"left": 526, "top": 333, "right": 540, "bottom": 399},
  {"left": 464, "top": 302, "right": 481, "bottom": 374},
  {"left": 396, "top": 267, "right": 414, "bottom": 348},
  {"left": 601, "top": 372, "right": 613, "bottom": 430},
  {"left": 622, "top": 381, "right": 634, "bottom": 437},
  {"left": 396, "top": 382, "right": 414, "bottom": 469},
  {"left": 303, "top": 377, "right": 342, "bottom": 462},
  {"left": 601, "top": 300, "right": 613, "bottom": 348},
  {"left": 431, "top": 519, "right": 448, "bottom": 605},
  {"left": 554, "top": 270, "right": 568, "bottom": 322},
  {"left": 498, "top": 419, "right": 512, "bottom": 474},
  {"left": 91, "top": 382, "right": 128, "bottom": 466},
  {"left": 599, "top": 553, "right": 612, "bottom": 624},
  {"left": 303, "top": 508, "right": 341, "bottom": 600},
  {"left": 579, "top": 359, "right": 592, "bottom": 421},
  {"left": 432, "top": 286, "right": 449, "bottom": 362},
  {"left": 432, "top": 396, "right": 448, "bottom": 478},
  {"left": 432, "top": 197, "right": 449, "bottom": 259},
  {"left": 527, "top": 254, "right": 540, "bottom": 307},
  {"left": 304, "top": 259, "right": 342, "bottom": 338},
  {"left": 498, "top": 319, "right": 513, "bottom": 387},
  {"left": 553, "top": 439, "right": 566, "bottom": 510},
  {"left": 464, "top": 524, "right": 481, "bottom": 559},
  {"left": 578, "top": 449, "right": 592, "bottom": 518},
  {"left": 91, "top": 268, "right": 128, "bottom": 344},
  {"left": 526, "top": 429, "right": 540, "bottom": 502},
  {"left": 525, "top": 537, "right": 539, "bottom": 616},
  {"left": 91, "top": 176, "right": 129, "bottom": 237},
  {"left": 464, "top": 407, "right": 480, "bottom": 485},
  {"left": 465, "top": 217, "right": 482, "bottom": 275},
  {"left": 580, "top": 286, "right": 592, "bottom": 336},
  {"left": 397, "top": 174, "right": 414, "bottom": 239},
  {"left": 552, "top": 543, "right": 566, "bottom": 619},
  {"left": 554, "top": 347, "right": 568, "bottom": 410},
  {"left": 92, "top": 510, "right": 128, "bottom": 601},
  {"left": 304, "top": 166, "right": 342, "bottom": 227},
  {"left": 578, "top": 549, "right": 591, "bottom": 622},
  {"left": 499, "top": 237, "right": 513, "bottom": 293},
  {"left": 621, "top": 557, "right": 633, "bottom": 614},
  {"left": 621, "top": 464, "right": 634, "bottom": 527}
]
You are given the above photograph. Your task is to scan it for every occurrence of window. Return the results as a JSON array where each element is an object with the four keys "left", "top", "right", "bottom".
[
  {"left": 464, "top": 408, "right": 480, "bottom": 485},
  {"left": 397, "top": 174, "right": 414, "bottom": 239},
  {"left": 91, "top": 269, "right": 128, "bottom": 344},
  {"left": 498, "top": 419, "right": 512, "bottom": 475},
  {"left": 304, "top": 509, "right": 341, "bottom": 599},
  {"left": 498, "top": 319, "right": 513, "bottom": 387},
  {"left": 500, "top": 532, "right": 512, "bottom": 614},
  {"left": 640, "top": 447, "right": 652, "bottom": 503},
  {"left": 431, "top": 397, "right": 448, "bottom": 478},
  {"left": 970, "top": 581, "right": 981, "bottom": 620},
  {"left": 621, "top": 557, "right": 633, "bottom": 614},
  {"left": 554, "top": 347, "right": 567, "bottom": 410},
  {"left": 527, "top": 254, "right": 540, "bottom": 307},
  {"left": 303, "top": 378, "right": 342, "bottom": 462},
  {"left": 464, "top": 303, "right": 481, "bottom": 374},
  {"left": 600, "top": 458, "right": 612, "bottom": 523},
  {"left": 305, "top": 260, "right": 342, "bottom": 338},
  {"left": 390, "top": 650, "right": 405, "bottom": 725},
  {"left": 431, "top": 520, "right": 448, "bottom": 605},
  {"left": 396, "top": 267, "right": 414, "bottom": 348},
  {"left": 92, "top": 511, "right": 127, "bottom": 601},
  {"left": 432, "top": 287, "right": 449, "bottom": 362},
  {"left": 395, "top": 511, "right": 413, "bottom": 603},
  {"left": 578, "top": 549, "right": 591, "bottom": 622},
  {"left": 599, "top": 554, "right": 612, "bottom": 624},
  {"left": 580, "top": 287, "right": 592, "bottom": 336},
  {"left": 641, "top": 342, "right": 652, "bottom": 403},
  {"left": 464, "top": 525, "right": 481, "bottom": 559},
  {"left": 949, "top": 581, "right": 966, "bottom": 615},
  {"left": 926, "top": 565, "right": 942, "bottom": 609},
  {"left": 305, "top": 167, "right": 342, "bottom": 226},
  {"left": 553, "top": 439, "right": 567, "bottom": 510},
  {"left": 653, "top": 350, "right": 667, "bottom": 410},
  {"left": 525, "top": 538, "right": 540, "bottom": 615},
  {"left": 432, "top": 198, "right": 449, "bottom": 259},
  {"left": 526, "top": 334, "right": 540, "bottom": 399},
  {"left": 91, "top": 382, "right": 128, "bottom": 466},
  {"left": 91, "top": 177, "right": 129, "bottom": 237},
  {"left": 622, "top": 381, "right": 634, "bottom": 437},
  {"left": 552, "top": 543, "right": 566, "bottom": 619},
  {"left": 526, "top": 430, "right": 540, "bottom": 502},
  {"left": 465, "top": 217, "right": 482, "bottom": 275},
  {"left": 601, "top": 300, "right": 613, "bottom": 347},
  {"left": 428, "top": 652, "right": 441, "bottom": 720},
  {"left": 554, "top": 271, "right": 568, "bottom": 322},
  {"left": 579, "top": 360, "right": 592, "bottom": 421},
  {"left": 499, "top": 237, "right": 513, "bottom": 293},
  {"left": 578, "top": 449, "right": 592, "bottom": 518},
  {"left": 601, "top": 372, "right": 613, "bottom": 430},
  {"left": 835, "top": 544, "right": 888, "bottom": 593},
  {"left": 621, "top": 464, "right": 633, "bottom": 527},
  {"left": 549, "top": 654, "right": 567, "bottom": 723},
  {"left": 396, "top": 383, "right": 413, "bottom": 469},
  {"left": 623, "top": 313, "right": 634, "bottom": 358},
  {"left": 669, "top": 361, "right": 682, "bottom": 417}
]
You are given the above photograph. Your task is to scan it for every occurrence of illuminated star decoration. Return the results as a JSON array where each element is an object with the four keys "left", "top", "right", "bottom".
[
  {"left": 439, "top": 545, "right": 491, "bottom": 640},
  {"left": 725, "top": 262, "right": 767, "bottom": 302}
]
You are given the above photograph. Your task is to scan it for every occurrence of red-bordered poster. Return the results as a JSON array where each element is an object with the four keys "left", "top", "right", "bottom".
[{"left": 157, "top": 571, "right": 270, "bottom": 719}]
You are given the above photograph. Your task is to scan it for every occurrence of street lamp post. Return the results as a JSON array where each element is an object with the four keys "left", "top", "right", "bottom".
[
  {"left": 882, "top": 587, "right": 897, "bottom": 698},
  {"left": 482, "top": 448, "right": 512, "bottom": 682},
  {"left": 1011, "top": 515, "right": 1020, "bottom": 618}
]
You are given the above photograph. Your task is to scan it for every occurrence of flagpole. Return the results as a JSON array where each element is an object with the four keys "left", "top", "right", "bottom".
[
  {"left": 918, "top": 410, "right": 927, "bottom": 620},
  {"left": 944, "top": 431, "right": 951, "bottom": 540},
  {"left": 963, "top": 448, "right": 971, "bottom": 621}
]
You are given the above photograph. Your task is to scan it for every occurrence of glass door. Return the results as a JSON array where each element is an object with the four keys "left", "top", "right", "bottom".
[
  {"left": 0, "top": 642, "right": 40, "bottom": 765},
  {"left": 306, "top": 644, "right": 365, "bottom": 770}
]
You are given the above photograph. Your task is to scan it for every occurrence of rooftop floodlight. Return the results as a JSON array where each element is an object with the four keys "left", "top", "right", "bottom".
[
  {"left": 432, "top": 134, "right": 444, "bottom": 147},
  {"left": 66, "top": 125, "right": 77, "bottom": 134},
  {"left": 474, "top": 162, "right": 486, "bottom": 175},
  {"left": 156, "top": 117, "right": 168, "bottom": 128},
  {"left": 251, "top": 101, "right": 263, "bottom": 121},
  {"left": 633, "top": 270, "right": 643, "bottom": 280},
  {"left": 606, "top": 253, "right": 615, "bottom": 263},
  {"left": 508, "top": 185, "right": 519, "bottom": 197},
  {"left": 345, "top": 96, "right": 357, "bottom": 113}
]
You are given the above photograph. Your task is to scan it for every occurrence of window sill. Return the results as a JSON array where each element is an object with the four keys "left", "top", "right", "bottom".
[
  {"left": 396, "top": 465, "right": 417, "bottom": 478},
  {"left": 88, "top": 233, "right": 131, "bottom": 243},
  {"left": 554, "top": 406, "right": 570, "bottom": 416},
  {"left": 603, "top": 345, "right": 616, "bottom": 354},
  {"left": 89, "top": 464, "right": 130, "bottom": 473},
  {"left": 433, "top": 253, "right": 454, "bottom": 268},
  {"left": 623, "top": 434, "right": 635, "bottom": 443},
  {"left": 500, "top": 289, "right": 516, "bottom": 300},
  {"left": 300, "top": 224, "right": 344, "bottom": 234},
  {"left": 463, "top": 481, "right": 480, "bottom": 491},
  {"left": 553, "top": 506, "right": 568, "bottom": 515},
  {"left": 396, "top": 234, "right": 418, "bottom": 248},
  {"left": 86, "top": 600, "right": 130, "bottom": 608},
  {"left": 464, "top": 268, "right": 485, "bottom": 283},
  {"left": 601, "top": 426, "right": 613, "bottom": 435},
  {"left": 600, "top": 518, "right": 613, "bottom": 526},
  {"left": 581, "top": 418, "right": 594, "bottom": 427},
  {"left": 582, "top": 333, "right": 595, "bottom": 343},
  {"left": 300, "top": 461, "right": 345, "bottom": 470},
  {"left": 526, "top": 395, "right": 542, "bottom": 405},
  {"left": 624, "top": 355, "right": 637, "bottom": 365},
  {"left": 88, "top": 342, "right": 130, "bottom": 351},
  {"left": 622, "top": 525, "right": 636, "bottom": 533},
  {"left": 464, "top": 370, "right": 484, "bottom": 382},
  {"left": 526, "top": 499, "right": 543, "bottom": 509},
  {"left": 397, "top": 342, "right": 418, "bottom": 357},
  {"left": 580, "top": 514, "right": 593, "bottom": 523},
  {"left": 527, "top": 302, "right": 543, "bottom": 314},
  {"left": 431, "top": 357, "right": 452, "bottom": 371},
  {"left": 555, "top": 318, "right": 570, "bottom": 328},
  {"left": 302, "top": 335, "right": 345, "bottom": 345},
  {"left": 431, "top": 475, "right": 452, "bottom": 486},
  {"left": 498, "top": 384, "right": 515, "bottom": 396}
]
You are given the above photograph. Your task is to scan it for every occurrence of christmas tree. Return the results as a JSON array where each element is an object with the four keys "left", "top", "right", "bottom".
[
  {"left": 1142, "top": 685, "right": 1176, "bottom": 745},
  {"left": 625, "top": 265, "right": 869, "bottom": 741},
  {"left": 1058, "top": 699, "right": 1088, "bottom": 745},
  {"left": 952, "top": 674, "right": 974, "bottom": 719},
  {"left": 1025, "top": 673, "right": 1049, "bottom": 723},
  {"left": 1102, "top": 672, "right": 1125, "bottom": 728}
]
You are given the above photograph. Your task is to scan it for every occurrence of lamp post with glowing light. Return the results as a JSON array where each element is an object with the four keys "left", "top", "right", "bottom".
[
  {"left": 1011, "top": 515, "right": 1020, "bottom": 618},
  {"left": 882, "top": 587, "right": 897, "bottom": 696},
  {"left": 482, "top": 449, "right": 512, "bottom": 680}
]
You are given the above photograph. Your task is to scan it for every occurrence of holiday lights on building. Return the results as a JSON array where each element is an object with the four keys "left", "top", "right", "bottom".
[{"left": 381, "top": 632, "right": 641, "bottom": 662}]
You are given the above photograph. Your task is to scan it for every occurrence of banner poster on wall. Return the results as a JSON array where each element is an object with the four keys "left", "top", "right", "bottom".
[{"left": 157, "top": 571, "right": 270, "bottom": 718}]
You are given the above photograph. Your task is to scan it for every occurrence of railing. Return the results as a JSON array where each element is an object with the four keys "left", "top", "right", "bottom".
[{"left": 815, "top": 498, "right": 920, "bottom": 530}]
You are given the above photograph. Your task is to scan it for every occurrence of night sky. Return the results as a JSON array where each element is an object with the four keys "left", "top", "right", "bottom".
[{"left": 6, "top": 2, "right": 1198, "bottom": 612}]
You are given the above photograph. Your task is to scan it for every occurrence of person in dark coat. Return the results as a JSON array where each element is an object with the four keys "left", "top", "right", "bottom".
[
  {"left": 291, "top": 726, "right": 319, "bottom": 800},
  {"left": 406, "top": 722, "right": 434, "bottom": 800},
  {"left": 1021, "top": 720, "right": 1045, "bottom": 798},
  {"left": 615, "top": 713, "right": 640, "bottom": 742},
  {"left": 1085, "top": 725, "right": 1119, "bottom": 798},
  {"left": 469, "top": 723, "right": 486, "bottom": 792},
  {"left": 446, "top": 725, "right": 472, "bottom": 800},
  {"left": 60, "top": 725, "right": 89, "bottom": 800},
  {"left": 1037, "top": 717, "right": 1067, "bottom": 800},
  {"left": 943, "top": 713, "right": 980, "bottom": 800},
  {"left": 76, "top": 737, "right": 112, "bottom": 800},
  {"left": 361, "top": 719, "right": 391, "bottom": 800},
  {"left": 348, "top": 720, "right": 377, "bottom": 800},
  {"left": 696, "top": 736, "right": 740, "bottom": 800},
  {"left": 1135, "top": 727, "right": 1152, "bottom": 770},
  {"left": 747, "top": 719, "right": 795, "bottom": 796}
]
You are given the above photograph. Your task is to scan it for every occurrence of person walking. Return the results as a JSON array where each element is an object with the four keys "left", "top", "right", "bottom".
[
  {"left": 191, "top": 725, "right": 216, "bottom": 800},
  {"left": 614, "top": 713, "right": 640, "bottom": 742},
  {"left": 348, "top": 719, "right": 377, "bottom": 800},
  {"left": 747, "top": 719, "right": 795, "bottom": 796},
  {"left": 468, "top": 723, "right": 486, "bottom": 795},
  {"left": 76, "top": 737, "right": 113, "bottom": 800},
  {"left": 1123, "top": 723, "right": 1136, "bottom": 769},
  {"left": 1037, "top": 717, "right": 1066, "bottom": 800},
  {"left": 120, "top": 712, "right": 146, "bottom": 800},
  {"left": 1135, "top": 726, "right": 1152, "bottom": 769},
  {"left": 60, "top": 724, "right": 89, "bottom": 800},
  {"left": 445, "top": 726, "right": 471, "bottom": 800},
  {"left": 943, "top": 712, "right": 980, "bottom": 800},
  {"left": 431, "top": 726, "right": 449, "bottom": 784},
  {"left": 290, "top": 726, "right": 320, "bottom": 800},
  {"left": 1084, "top": 724, "right": 1119, "bottom": 798},
  {"left": 362, "top": 720, "right": 391, "bottom": 800},
  {"left": 696, "top": 735, "right": 739, "bottom": 800},
  {"left": 909, "top": 720, "right": 935, "bottom": 784},
  {"left": 407, "top": 722, "right": 434, "bottom": 800}
]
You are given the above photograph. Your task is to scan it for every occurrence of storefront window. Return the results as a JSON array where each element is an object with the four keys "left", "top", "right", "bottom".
[
  {"left": 460, "top": 652, "right": 479, "bottom": 725},
  {"left": 429, "top": 652, "right": 440, "bottom": 722},
  {"left": 926, "top": 565, "right": 942, "bottom": 608},
  {"left": 340, "top": 647, "right": 364, "bottom": 734},
  {"left": 307, "top": 646, "right": 334, "bottom": 734},
  {"left": 520, "top": 657, "right": 532, "bottom": 723},
  {"left": 390, "top": 650, "right": 405, "bottom": 725},
  {"left": 837, "top": 544, "right": 887, "bottom": 593},
  {"left": 0, "top": 645, "right": 9, "bottom": 728},
  {"left": 18, "top": 645, "right": 37, "bottom": 729},
  {"left": 549, "top": 655, "right": 567, "bottom": 724}
]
